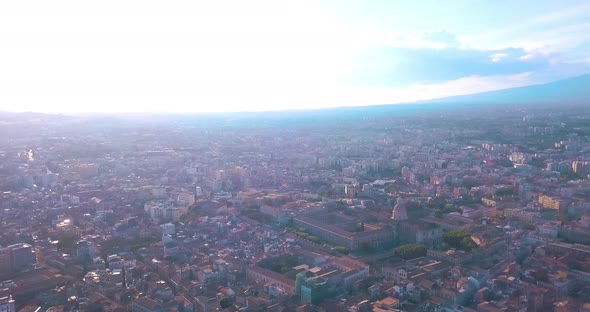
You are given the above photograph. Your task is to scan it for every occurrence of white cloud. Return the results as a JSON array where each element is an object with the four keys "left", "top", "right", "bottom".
[
  {"left": 460, "top": 3, "right": 590, "bottom": 52},
  {"left": 519, "top": 54, "right": 536, "bottom": 61},
  {"left": 490, "top": 53, "right": 508, "bottom": 62},
  {"left": 400, "top": 73, "right": 535, "bottom": 101},
  {"left": 376, "top": 30, "right": 463, "bottom": 50},
  {"left": 563, "top": 57, "right": 590, "bottom": 64},
  {"left": 294, "top": 73, "right": 539, "bottom": 109}
]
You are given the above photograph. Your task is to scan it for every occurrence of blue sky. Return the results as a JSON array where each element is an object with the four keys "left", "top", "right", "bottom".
[{"left": 0, "top": 0, "right": 589, "bottom": 113}]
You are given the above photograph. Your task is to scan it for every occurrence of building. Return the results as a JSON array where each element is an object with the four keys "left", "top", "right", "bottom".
[
  {"left": 391, "top": 198, "right": 408, "bottom": 221},
  {"left": 296, "top": 272, "right": 329, "bottom": 304},
  {"left": 0, "top": 244, "right": 36, "bottom": 273},
  {"left": 538, "top": 195, "right": 565, "bottom": 210},
  {"left": 246, "top": 266, "right": 296, "bottom": 295},
  {"left": 75, "top": 240, "right": 95, "bottom": 263},
  {"left": 160, "top": 223, "right": 175, "bottom": 236},
  {"left": 344, "top": 184, "right": 356, "bottom": 198},
  {"left": 0, "top": 296, "right": 15, "bottom": 312},
  {"left": 145, "top": 202, "right": 186, "bottom": 222},
  {"left": 145, "top": 202, "right": 168, "bottom": 219},
  {"left": 132, "top": 297, "right": 165, "bottom": 312},
  {"left": 397, "top": 221, "right": 443, "bottom": 247},
  {"left": 260, "top": 205, "right": 290, "bottom": 224},
  {"left": 547, "top": 161, "right": 572, "bottom": 174},
  {"left": 71, "top": 163, "right": 99, "bottom": 179},
  {"left": 293, "top": 214, "right": 394, "bottom": 251},
  {"left": 427, "top": 249, "right": 472, "bottom": 265},
  {"left": 547, "top": 242, "right": 590, "bottom": 258},
  {"left": 8, "top": 268, "right": 69, "bottom": 302},
  {"left": 177, "top": 192, "right": 195, "bottom": 206},
  {"left": 572, "top": 161, "right": 590, "bottom": 175},
  {"left": 0, "top": 248, "right": 11, "bottom": 275},
  {"left": 373, "top": 297, "right": 400, "bottom": 311}
]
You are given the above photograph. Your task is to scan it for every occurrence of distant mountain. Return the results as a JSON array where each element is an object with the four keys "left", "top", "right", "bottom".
[
  {"left": 1, "top": 74, "right": 588, "bottom": 127},
  {"left": 263, "top": 74, "right": 590, "bottom": 120},
  {"left": 423, "top": 74, "right": 590, "bottom": 105}
]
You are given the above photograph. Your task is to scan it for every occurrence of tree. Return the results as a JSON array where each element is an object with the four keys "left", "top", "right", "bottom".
[
  {"left": 100, "top": 236, "right": 127, "bottom": 258},
  {"left": 37, "top": 227, "right": 49, "bottom": 240},
  {"left": 220, "top": 297, "right": 231, "bottom": 309},
  {"left": 333, "top": 246, "right": 349, "bottom": 254},
  {"left": 56, "top": 232, "right": 80, "bottom": 250},
  {"left": 307, "top": 236, "right": 321, "bottom": 244},
  {"left": 427, "top": 198, "right": 446, "bottom": 210},
  {"left": 395, "top": 244, "right": 427, "bottom": 260},
  {"left": 443, "top": 230, "right": 469, "bottom": 247},
  {"left": 460, "top": 236, "right": 476, "bottom": 251},
  {"left": 259, "top": 255, "right": 300, "bottom": 274},
  {"left": 443, "top": 230, "right": 476, "bottom": 251},
  {"left": 495, "top": 188, "right": 515, "bottom": 196},
  {"left": 522, "top": 222, "right": 535, "bottom": 231}
]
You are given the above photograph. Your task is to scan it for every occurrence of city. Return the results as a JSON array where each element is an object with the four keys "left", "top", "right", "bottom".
[
  {"left": 1, "top": 100, "right": 590, "bottom": 312},
  {"left": 2, "top": 0, "right": 590, "bottom": 311}
]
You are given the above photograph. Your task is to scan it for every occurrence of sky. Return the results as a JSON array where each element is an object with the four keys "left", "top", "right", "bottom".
[{"left": 1, "top": 1, "right": 589, "bottom": 113}]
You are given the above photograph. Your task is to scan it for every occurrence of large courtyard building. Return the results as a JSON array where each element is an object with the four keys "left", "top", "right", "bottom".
[{"left": 293, "top": 213, "right": 394, "bottom": 251}]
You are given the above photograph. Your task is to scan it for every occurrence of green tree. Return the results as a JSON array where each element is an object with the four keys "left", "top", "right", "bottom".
[
  {"left": 37, "top": 227, "right": 49, "bottom": 240},
  {"left": 307, "top": 236, "right": 321, "bottom": 244},
  {"left": 443, "top": 230, "right": 476, "bottom": 251},
  {"left": 444, "top": 230, "right": 466, "bottom": 246},
  {"left": 56, "top": 232, "right": 80, "bottom": 250},
  {"left": 460, "top": 236, "right": 476, "bottom": 251},
  {"left": 220, "top": 297, "right": 231, "bottom": 309},
  {"left": 333, "top": 246, "right": 349, "bottom": 254},
  {"left": 495, "top": 188, "right": 515, "bottom": 196},
  {"left": 395, "top": 244, "right": 427, "bottom": 260},
  {"left": 522, "top": 222, "right": 535, "bottom": 230}
]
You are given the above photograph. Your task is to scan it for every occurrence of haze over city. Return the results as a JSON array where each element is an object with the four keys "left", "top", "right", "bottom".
[
  {"left": 1, "top": 0, "right": 590, "bottom": 113},
  {"left": 3, "top": 2, "right": 590, "bottom": 312}
]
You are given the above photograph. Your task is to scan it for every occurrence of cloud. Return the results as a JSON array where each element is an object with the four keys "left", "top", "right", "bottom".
[
  {"left": 490, "top": 53, "right": 508, "bottom": 62},
  {"left": 519, "top": 54, "right": 536, "bottom": 61},
  {"left": 347, "top": 41, "right": 551, "bottom": 87},
  {"left": 404, "top": 73, "right": 536, "bottom": 100},
  {"left": 420, "top": 30, "right": 461, "bottom": 48},
  {"left": 384, "top": 30, "right": 461, "bottom": 49},
  {"left": 322, "top": 72, "right": 541, "bottom": 108},
  {"left": 460, "top": 3, "right": 590, "bottom": 52}
]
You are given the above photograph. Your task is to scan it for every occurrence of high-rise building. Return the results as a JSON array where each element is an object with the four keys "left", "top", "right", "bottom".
[
  {"left": 75, "top": 240, "right": 95, "bottom": 263},
  {"left": 573, "top": 161, "right": 590, "bottom": 175},
  {"left": 0, "top": 296, "right": 15, "bottom": 312},
  {"left": 0, "top": 244, "right": 36, "bottom": 274},
  {"left": 8, "top": 243, "right": 36, "bottom": 271},
  {"left": 296, "top": 272, "right": 329, "bottom": 304},
  {"left": 0, "top": 248, "right": 11, "bottom": 275}
]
